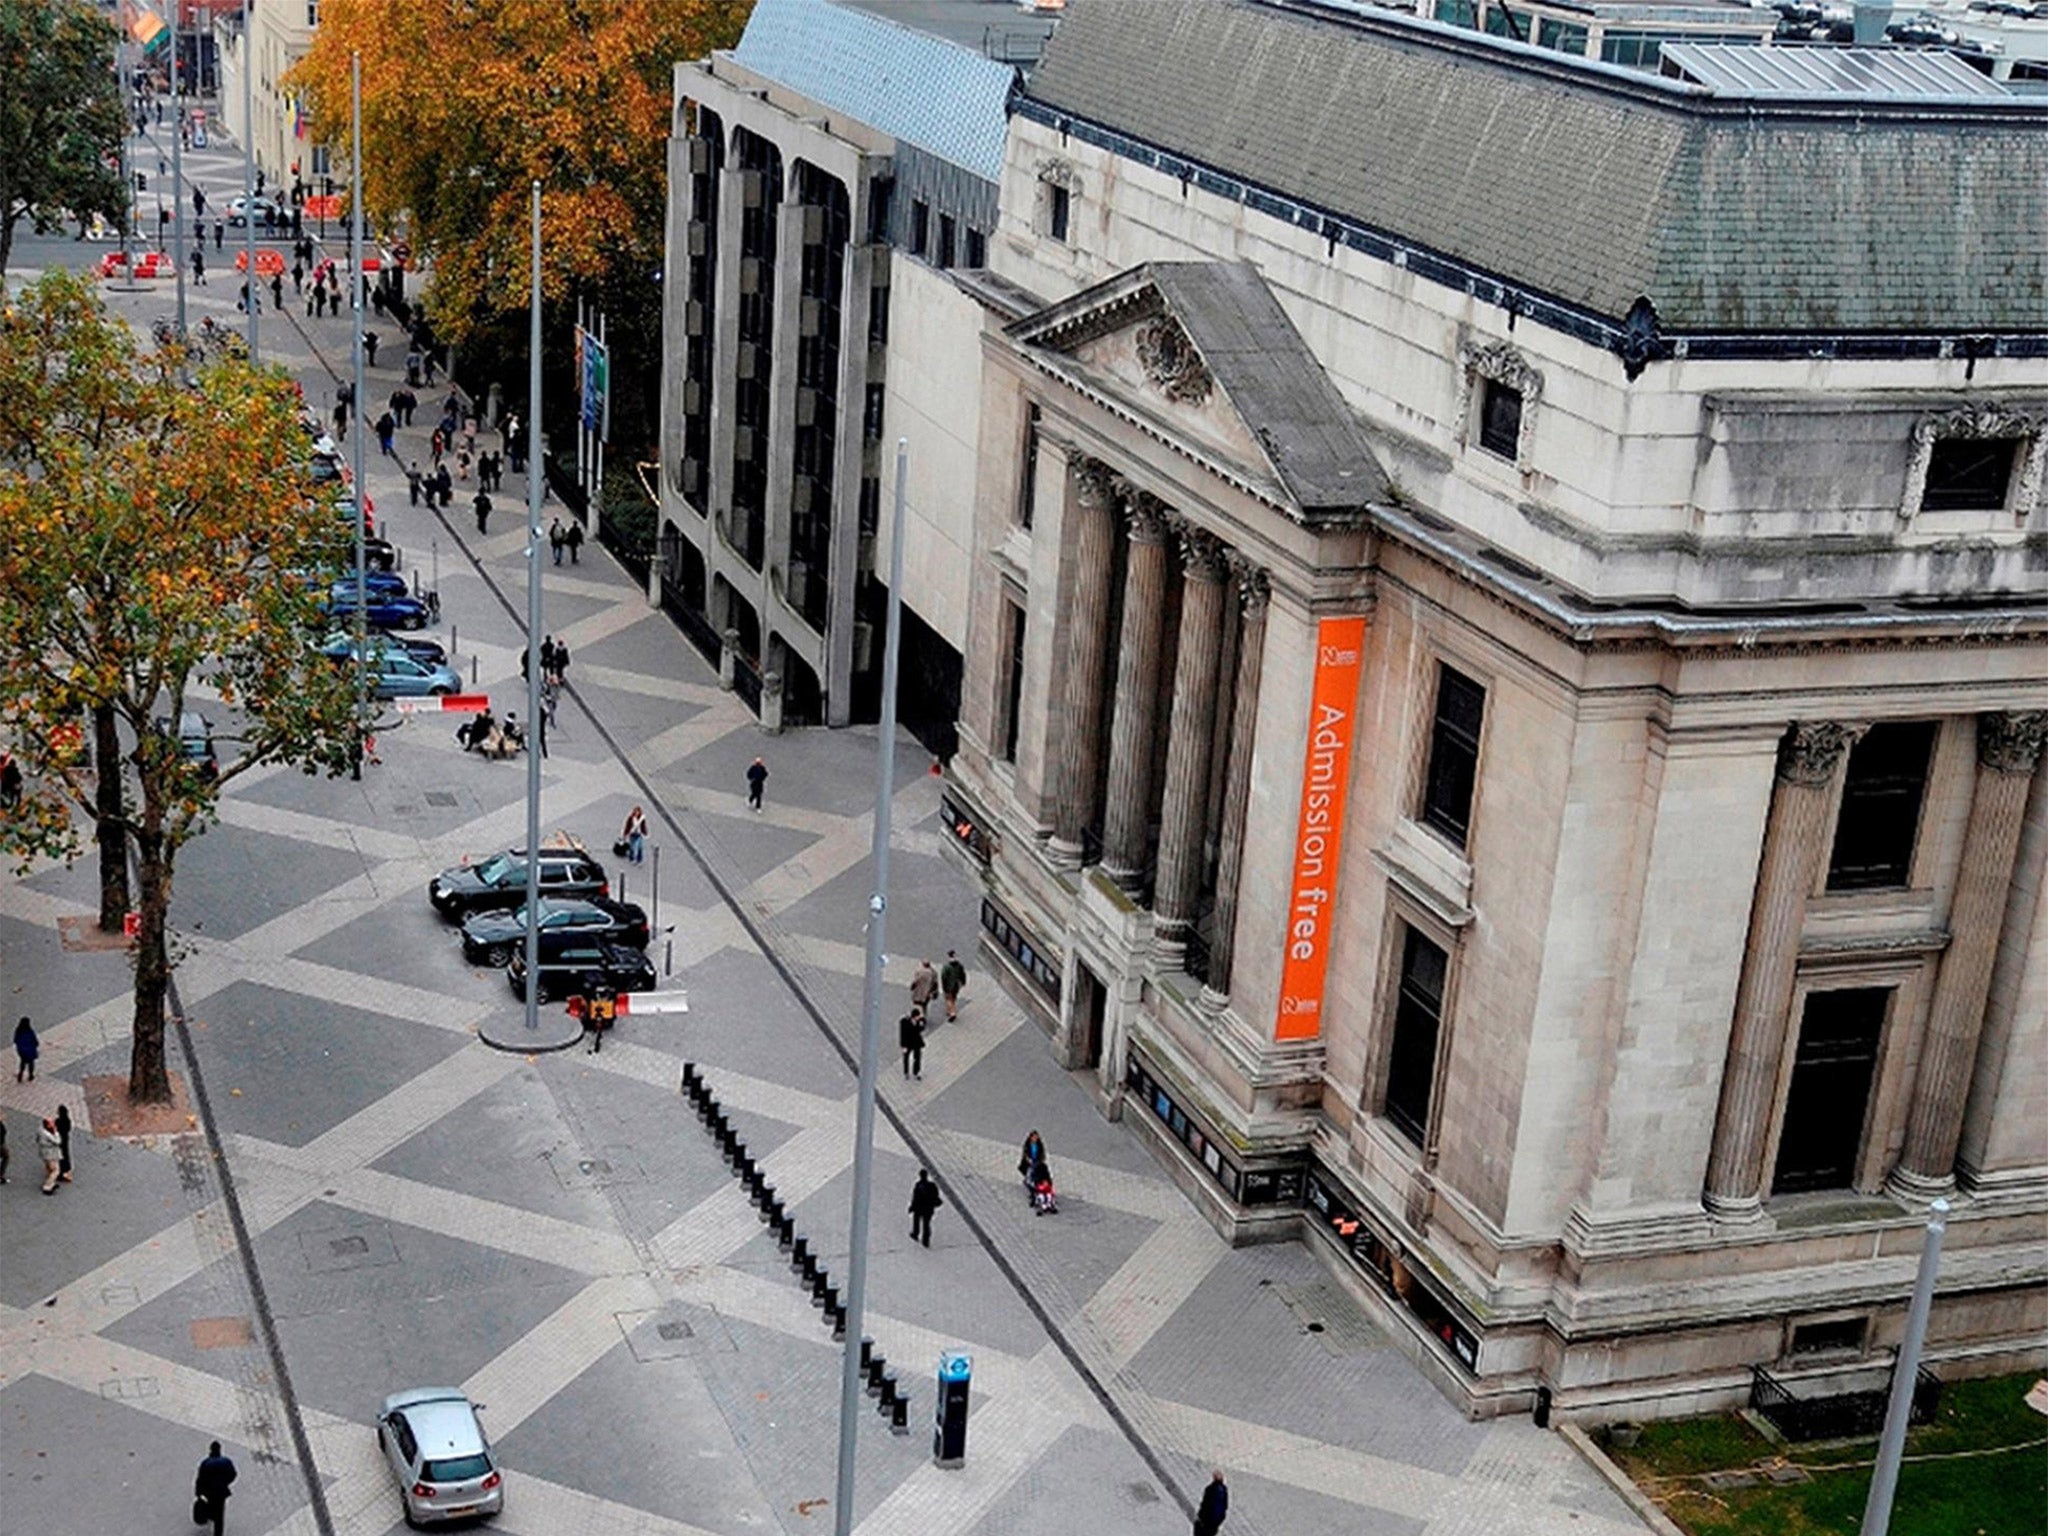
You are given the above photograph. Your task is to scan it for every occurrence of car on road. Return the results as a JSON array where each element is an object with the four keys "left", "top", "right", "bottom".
[
  {"left": 375, "top": 1389, "right": 503, "bottom": 1527},
  {"left": 460, "top": 896, "right": 649, "bottom": 967},
  {"left": 226, "top": 195, "right": 282, "bottom": 228},
  {"left": 508, "top": 939, "right": 656, "bottom": 1003},
  {"left": 156, "top": 710, "right": 218, "bottom": 780},
  {"left": 364, "top": 649, "right": 462, "bottom": 699},
  {"left": 319, "top": 630, "right": 447, "bottom": 667},
  {"left": 329, "top": 568, "right": 409, "bottom": 598},
  {"left": 323, "top": 588, "right": 431, "bottom": 631},
  {"left": 429, "top": 842, "right": 610, "bottom": 919}
]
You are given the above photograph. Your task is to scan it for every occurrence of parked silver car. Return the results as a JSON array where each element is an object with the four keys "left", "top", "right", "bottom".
[{"left": 375, "top": 1389, "right": 503, "bottom": 1526}]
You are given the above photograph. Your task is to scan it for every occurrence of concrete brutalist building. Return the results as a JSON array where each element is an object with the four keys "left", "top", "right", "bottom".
[
  {"left": 929, "top": 0, "right": 2048, "bottom": 1417},
  {"left": 656, "top": 0, "right": 1050, "bottom": 733}
]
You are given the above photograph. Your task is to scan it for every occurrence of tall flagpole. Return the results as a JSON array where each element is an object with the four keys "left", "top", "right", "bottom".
[
  {"left": 522, "top": 181, "right": 544, "bottom": 1036},
  {"left": 832, "top": 438, "right": 910, "bottom": 1536},
  {"left": 349, "top": 52, "right": 367, "bottom": 765},
  {"left": 240, "top": 0, "right": 258, "bottom": 359}
]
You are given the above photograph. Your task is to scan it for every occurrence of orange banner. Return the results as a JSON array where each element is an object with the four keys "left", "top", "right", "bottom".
[{"left": 1274, "top": 615, "right": 1368, "bottom": 1041}]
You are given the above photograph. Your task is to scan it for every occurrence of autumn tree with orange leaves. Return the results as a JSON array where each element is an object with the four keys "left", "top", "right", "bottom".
[
  {"left": 0, "top": 273, "right": 365, "bottom": 1103},
  {"left": 288, "top": 0, "right": 751, "bottom": 345}
]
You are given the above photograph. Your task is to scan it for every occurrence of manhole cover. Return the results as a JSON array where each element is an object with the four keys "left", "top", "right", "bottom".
[
  {"left": 329, "top": 1235, "right": 370, "bottom": 1258},
  {"left": 622, "top": 1308, "right": 701, "bottom": 1362},
  {"left": 657, "top": 1321, "right": 693, "bottom": 1342},
  {"left": 299, "top": 1223, "right": 401, "bottom": 1273},
  {"left": 1127, "top": 1483, "right": 1160, "bottom": 1504},
  {"left": 424, "top": 790, "right": 460, "bottom": 807}
]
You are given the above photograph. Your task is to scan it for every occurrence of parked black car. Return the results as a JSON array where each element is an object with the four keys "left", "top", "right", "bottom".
[
  {"left": 507, "top": 940, "right": 656, "bottom": 1004},
  {"left": 430, "top": 844, "right": 610, "bottom": 919},
  {"left": 460, "top": 896, "right": 648, "bottom": 967}
]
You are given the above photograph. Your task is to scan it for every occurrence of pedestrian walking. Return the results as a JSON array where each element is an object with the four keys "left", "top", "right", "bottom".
[
  {"left": 193, "top": 1441, "right": 238, "bottom": 1535},
  {"left": 620, "top": 806, "right": 648, "bottom": 864},
  {"left": 565, "top": 519, "right": 584, "bottom": 564},
  {"left": 191, "top": 246, "right": 205, "bottom": 285},
  {"left": 430, "top": 426, "right": 446, "bottom": 465},
  {"left": 13, "top": 1016, "right": 37, "bottom": 1082},
  {"left": 549, "top": 518, "right": 565, "bottom": 565},
  {"left": 746, "top": 757, "right": 767, "bottom": 812},
  {"left": 405, "top": 346, "right": 422, "bottom": 387},
  {"left": 1019, "top": 1130, "right": 1047, "bottom": 1182},
  {"left": 1192, "top": 1471, "right": 1229, "bottom": 1536},
  {"left": 908, "top": 1169, "right": 942, "bottom": 1247},
  {"left": 213, "top": 217, "right": 223, "bottom": 250},
  {"left": 363, "top": 330, "right": 380, "bottom": 367},
  {"left": 400, "top": 388, "right": 418, "bottom": 427},
  {"left": 910, "top": 959, "right": 939, "bottom": 1016},
  {"left": 435, "top": 464, "right": 453, "bottom": 509},
  {"left": 551, "top": 639, "right": 570, "bottom": 688},
  {"left": 1, "top": 750, "right": 21, "bottom": 807},
  {"left": 36, "top": 1116, "right": 61, "bottom": 1194},
  {"left": 940, "top": 950, "right": 968, "bottom": 1021},
  {"left": 375, "top": 412, "right": 397, "bottom": 459},
  {"left": 311, "top": 284, "right": 327, "bottom": 319},
  {"left": 291, "top": 260, "right": 304, "bottom": 293},
  {"left": 899, "top": 1006, "right": 926, "bottom": 1079},
  {"left": 406, "top": 461, "right": 424, "bottom": 507},
  {"left": 54, "top": 1103, "right": 73, "bottom": 1183},
  {"left": 456, "top": 446, "right": 472, "bottom": 482},
  {"left": 473, "top": 491, "right": 492, "bottom": 535},
  {"left": 193, "top": 186, "right": 207, "bottom": 218},
  {"left": 331, "top": 402, "right": 348, "bottom": 441}
]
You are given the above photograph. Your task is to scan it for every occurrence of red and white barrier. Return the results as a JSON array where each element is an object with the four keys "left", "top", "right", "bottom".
[
  {"left": 566, "top": 990, "right": 689, "bottom": 1018},
  {"left": 392, "top": 693, "right": 490, "bottom": 714}
]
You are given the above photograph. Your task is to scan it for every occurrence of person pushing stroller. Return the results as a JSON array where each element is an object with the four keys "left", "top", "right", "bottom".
[{"left": 1019, "top": 1130, "right": 1058, "bottom": 1216}]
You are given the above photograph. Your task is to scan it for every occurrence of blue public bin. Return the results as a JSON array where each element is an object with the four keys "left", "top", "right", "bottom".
[{"left": 934, "top": 1350, "right": 972, "bottom": 1466}]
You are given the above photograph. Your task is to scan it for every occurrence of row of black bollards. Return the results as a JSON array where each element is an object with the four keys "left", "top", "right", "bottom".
[{"left": 682, "top": 1062, "right": 908, "bottom": 1433}]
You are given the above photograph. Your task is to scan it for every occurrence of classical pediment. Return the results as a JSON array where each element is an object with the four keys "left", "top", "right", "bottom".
[{"left": 1006, "top": 261, "right": 1389, "bottom": 525}]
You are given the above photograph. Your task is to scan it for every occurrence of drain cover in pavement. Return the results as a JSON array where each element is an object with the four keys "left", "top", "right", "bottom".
[
  {"left": 621, "top": 1308, "right": 700, "bottom": 1362},
  {"left": 299, "top": 1223, "right": 401, "bottom": 1273},
  {"left": 423, "top": 790, "right": 460, "bottom": 807}
]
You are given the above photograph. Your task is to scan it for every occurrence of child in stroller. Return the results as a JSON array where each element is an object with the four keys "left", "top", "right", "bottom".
[{"left": 1019, "top": 1132, "right": 1058, "bottom": 1216}]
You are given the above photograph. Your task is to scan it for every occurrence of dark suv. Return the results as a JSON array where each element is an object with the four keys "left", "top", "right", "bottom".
[
  {"left": 430, "top": 845, "right": 609, "bottom": 918},
  {"left": 507, "top": 940, "right": 656, "bottom": 1004},
  {"left": 460, "top": 897, "right": 650, "bottom": 968}
]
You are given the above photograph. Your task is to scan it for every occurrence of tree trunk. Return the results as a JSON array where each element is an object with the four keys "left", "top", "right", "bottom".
[
  {"left": 95, "top": 704, "right": 129, "bottom": 931},
  {"left": 127, "top": 818, "right": 173, "bottom": 1104}
]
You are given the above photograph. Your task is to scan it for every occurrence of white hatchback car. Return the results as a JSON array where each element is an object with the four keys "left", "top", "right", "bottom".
[{"left": 376, "top": 1389, "right": 504, "bottom": 1526}]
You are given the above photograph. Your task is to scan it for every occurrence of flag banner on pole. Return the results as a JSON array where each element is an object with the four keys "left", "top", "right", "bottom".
[{"left": 579, "top": 330, "right": 609, "bottom": 438}]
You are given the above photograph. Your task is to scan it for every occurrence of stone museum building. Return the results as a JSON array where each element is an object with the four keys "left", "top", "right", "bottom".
[
  {"left": 660, "top": 0, "right": 2048, "bottom": 1418},
  {"left": 929, "top": 0, "right": 2048, "bottom": 1417}
]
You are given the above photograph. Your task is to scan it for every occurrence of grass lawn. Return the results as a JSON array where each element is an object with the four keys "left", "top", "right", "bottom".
[{"left": 1607, "top": 1371, "right": 2047, "bottom": 1536}]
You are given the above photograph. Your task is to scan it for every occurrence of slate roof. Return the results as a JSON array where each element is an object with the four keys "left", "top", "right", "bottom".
[
  {"left": 1011, "top": 261, "right": 1392, "bottom": 520},
  {"left": 733, "top": 0, "right": 1019, "bottom": 180},
  {"left": 1024, "top": 0, "right": 2048, "bottom": 333}
]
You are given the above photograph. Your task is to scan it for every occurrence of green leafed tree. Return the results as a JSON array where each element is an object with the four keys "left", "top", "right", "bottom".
[
  {"left": 0, "top": 273, "right": 368, "bottom": 1102},
  {"left": 0, "top": 0, "right": 129, "bottom": 277}
]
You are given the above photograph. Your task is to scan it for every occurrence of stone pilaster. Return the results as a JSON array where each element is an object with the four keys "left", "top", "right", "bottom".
[
  {"left": 1202, "top": 565, "right": 1269, "bottom": 1003},
  {"left": 1703, "top": 721, "right": 1861, "bottom": 1221},
  {"left": 1892, "top": 711, "right": 2048, "bottom": 1199},
  {"left": 1048, "top": 458, "right": 1118, "bottom": 866},
  {"left": 1153, "top": 526, "right": 1231, "bottom": 955},
  {"left": 1100, "top": 495, "right": 1170, "bottom": 891}
]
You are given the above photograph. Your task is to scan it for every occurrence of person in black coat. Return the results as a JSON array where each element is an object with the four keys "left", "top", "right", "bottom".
[
  {"left": 908, "top": 1169, "right": 942, "bottom": 1247},
  {"left": 194, "top": 1442, "right": 238, "bottom": 1534},
  {"left": 899, "top": 1007, "right": 926, "bottom": 1079},
  {"left": 1192, "top": 1470, "right": 1229, "bottom": 1536}
]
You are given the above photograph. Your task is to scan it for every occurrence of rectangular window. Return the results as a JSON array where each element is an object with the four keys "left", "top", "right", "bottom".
[
  {"left": 1000, "top": 602, "right": 1027, "bottom": 763},
  {"left": 1384, "top": 926, "right": 1449, "bottom": 1146},
  {"left": 1420, "top": 664, "right": 1486, "bottom": 848},
  {"left": 1536, "top": 16, "right": 1588, "bottom": 51},
  {"left": 1790, "top": 1317, "right": 1868, "bottom": 1357},
  {"left": 1018, "top": 404, "right": 1041, "bottom": 529},
  {"left": 1434, "top": 0, "right": 1478, "bottom": 24},
  {"left": 909, "top": 199, "right": 929, "bottom": 257},
  {"left": 1047, "top": 183, "right": 1070, "bottom": 243},
  {"left": 863, "top": 383, "right": 885, "bottom": 443},
  {"left": 1477, "top": 378, "right": 1523, "bottom": 459},
  {"left": 868, "top": 283, "right": 890, "bottom": 347},
  {"left": 1826, "top": 721, "right": 1936, "bottom": 891},
  {"left": 964, "top": 228, "right": 986, "bottom": 268},
  {"left": 1772, "top": 988, "right": 1888, "bottom": 1195},
  {"left": 1922, "top": 437, "right": 2019, "bottom": 512},
  {"left": 867, "top": 177, "right": 893, "bottom": 244},
  {"left": 937, "top": 213, "right": 956, "bottom": 270}
]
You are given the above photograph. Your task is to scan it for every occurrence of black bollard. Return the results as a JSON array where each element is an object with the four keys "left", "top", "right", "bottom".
[
  {"left": 859, "top": 1337, "right": 875, "bottom": 1372},
  {"left": 866, "top": 1355, "right": 886, "bottom": 1394},
  {"left": 831, "top": 1308, "right": 846, "bottom": 1342},
  {"left": 889, "top": 1389, "right": 909, "bottom": 1434},
  {"left": 791, "top": 1237, "right": 810, "bottom": 1270}
]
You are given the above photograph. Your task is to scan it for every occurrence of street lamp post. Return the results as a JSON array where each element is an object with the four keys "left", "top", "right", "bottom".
[
  {"left": 240, "top": 0, "right": 257, "bottom": 359},
  {"left": 350, "top": 52, "right": 367, "bottom": 766},
  {"left": 522, "top": 181, "right": 544, "bottom": 1037},
  {"left": 171, "top": 35, "right": 186, "bottom": 343}
]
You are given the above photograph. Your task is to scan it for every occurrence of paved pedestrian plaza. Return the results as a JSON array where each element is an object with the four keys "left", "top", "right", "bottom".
[{"left": 0, "top": 116, "right": 1650, "bottom": 1536}]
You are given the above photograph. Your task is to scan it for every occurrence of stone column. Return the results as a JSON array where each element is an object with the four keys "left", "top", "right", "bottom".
[
  {"left": 1703, "top": 721, "right": 1862, "bottom": 1221},
  {"left": 1048, "top": 458, "right": 1119, "bottom": 866},
  {"left": 1153, "top": 527, "right": 1231, "bottom": 956},
  {"left": 1891, "top": 711, "right": 2048, "bottom": 1198},
  {"left": 1100, "top": 495, "right": 1170, "bottom": 890},
  {"left": 1202, "top": 565, "right": 1269, "bottom": 1003}
]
